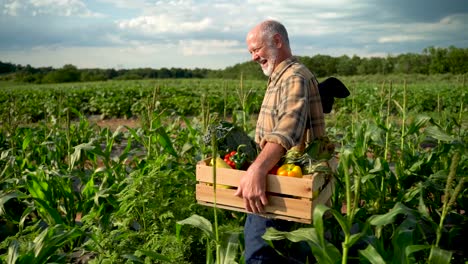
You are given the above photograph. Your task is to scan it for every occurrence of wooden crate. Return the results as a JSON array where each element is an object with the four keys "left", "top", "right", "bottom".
[{"left": 196, "top": 158, "right": 334, "bottom": 224}]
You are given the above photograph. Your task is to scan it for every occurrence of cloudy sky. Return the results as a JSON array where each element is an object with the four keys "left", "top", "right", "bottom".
[{"left": 1, "top": 0, "right": 467, "bottom": 70}]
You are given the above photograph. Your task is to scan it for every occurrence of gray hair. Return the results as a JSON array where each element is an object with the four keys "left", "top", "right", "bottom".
[{"left": 260, "top": 20, "right": 290, "bottom": 48}]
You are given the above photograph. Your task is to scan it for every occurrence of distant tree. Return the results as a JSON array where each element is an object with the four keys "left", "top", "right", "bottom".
[
  {"left": 446, "top": 46, "right": 468, "bottom": 74},
  {"left": 42, "top": 64, "right": 80, "bottom": 83},
  {"left": 81, "top": 69, "right": 108, "bottom": 82},
  {"left": 308, "top": 55, "right": 337, "bottom": 77},
  {"left": 106, "top": 69, "right": 118, "bottom": 79},
  {"left": 2, "top": 46, "right": 467, "bottom": 84},
  {"left": 158, "top": 68, "right": 172, "bottom": 78},
  {"left": 336, "top": 55, "right": 357, "bottom": 76},
  {"left": 425, "top": 46, "right": 449, "bottom": 74},
  {"left": 0, "top": 61, "right": 17, "bottom": 74},
  {"left": 393, "top": 53, "right": 429, "bottom": 74}
]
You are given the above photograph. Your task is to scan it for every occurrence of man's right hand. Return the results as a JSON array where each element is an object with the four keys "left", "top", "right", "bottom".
[
  {"left": 234, "top": 165, "right": 268, "bottom": 213},
  {"left": 234, "top": 141, "right": 285, "bottom": 213}
]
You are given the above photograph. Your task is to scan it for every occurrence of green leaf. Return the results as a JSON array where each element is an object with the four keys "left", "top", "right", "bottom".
[
  {"left": 369, "top": 203, "right": 415, "bottom": 226},
  {"left": 28, "top": 178, "right": 48, "bottom": 201},
  {"left": 156, "top": 127, "right": 178, "bottom": 158},
  {"left": 176, "top": 214, "right": 214, "bottom": 239},
  {"left": 0, "top": 191, "right": 27, "bottom": 216},
  {"left": 318, "top": 204, "right": 349, "bottom": 237},
  {"left": 33, "top": 225, "right": 83, "bottom": 262},
  {"left": 428, "top": 247, "right": 452, "bottom": 264},
  {"left": 33, "top": 199, "right": 63, "bottom": 225},
  {"left": 7, "top": 240, "right": 19, "bottom": 264},
  {"left": 135, "top": 250, "right": 171, "bottom": 262},
  {"left": 369, "top": 158, "right": 383, "bottom": 173},
  {"left": 122, "top": 254, "right": 144, "bottom": 263},
  {"left": 359, "top": 244, "right": 386, "bottom": 264},
  {"left": 405, "top": 245, "right": 431, "bottom": 259},
  {"left": 219, "top": 232, "right": 241, "bottom": 264},
  {"left": 405, "top": 115, "right": 431, "bottom": 135},
  {"left": 393, "top": 99, "right": 403, "bottom": 113},
  {"left": 22, "top": 132, "right": 32, "bottom": 151},
  {"left": 424, "top": 126, "right": 454, "bottom": 142},
  {"left": 70, "top": 140, "right": 98, "bottom": 169},
  {"left": 263, "top": 227, "right": 341, "bottom": 264}
]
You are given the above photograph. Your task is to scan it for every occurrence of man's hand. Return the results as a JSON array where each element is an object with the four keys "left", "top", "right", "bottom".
[
  {"left": 234, "top": 166, "right": 268, "bottom": 213},
  {"left": 234, "top": 142, "right": 285, "bottom": 213}
]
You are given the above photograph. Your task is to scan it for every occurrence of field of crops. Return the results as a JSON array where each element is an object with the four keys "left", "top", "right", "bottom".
[{"left": 0, "top": 74, "right": 467, "bottom": 263}]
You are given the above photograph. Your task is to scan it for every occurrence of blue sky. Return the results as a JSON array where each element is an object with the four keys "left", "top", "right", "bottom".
[{"left": 1, "top": 0, "right": 467, "bottom": 69}]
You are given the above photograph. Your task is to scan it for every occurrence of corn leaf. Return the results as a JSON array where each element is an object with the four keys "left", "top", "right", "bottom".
[
  {"left": 7, "top": 240, "right": 19, "bottom": 264},
  {"left": 0, "top": 191, "right": 27, "bottom": 216},
  {"left": 428, "top": 247, "right": 452, "bottom": 264},
  {"left": 176, "top": 214, "right": 214, "bottom": 239},
  {"left": 424, "top": 126, "right": 454, "bottom": 142},
  {"left": 359, "top": 244, "right": 386, "bottom": 264},
  {"left": 405, "top": 245, "right": 431, "bottom": 259},
  {"left": 219, "top": 232, "right": 241, "bottom": 264},
  {"left": 263, "top": 227, "right": 341, "bottom": 264},
  {"left": 155, "top": 127, "right": 178, "bottom": 158},
  {"left": 369, "top": 202, "right": 415, "bottom": 226}
]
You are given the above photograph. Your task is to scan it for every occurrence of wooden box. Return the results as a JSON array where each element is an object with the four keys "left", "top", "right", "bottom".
[{"left": 196, "top": 158, "right": 334, "bottom": 224}]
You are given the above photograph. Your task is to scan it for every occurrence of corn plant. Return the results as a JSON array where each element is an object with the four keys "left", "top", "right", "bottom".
[{"left": 235, "top": 73, "right": 255, "bottom": 132}]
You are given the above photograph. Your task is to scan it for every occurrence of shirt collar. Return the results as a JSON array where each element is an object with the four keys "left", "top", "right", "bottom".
[{"left": 268, "top": 56, "right": 298, "bottom": 87}]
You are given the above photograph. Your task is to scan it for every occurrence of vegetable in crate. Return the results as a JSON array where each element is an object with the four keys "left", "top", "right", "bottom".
[
  {"left": 223, "top": 151, "right": 237, "bottom": 169},
  {"left": 276, "top": 164, "right": 302, "bottom": 178},
  {"left": 203, "top": 121, "right": 258, "bottom": 161},
  {"left": 224, "top": 145, "right": 249, "bottom": 169},
  {"left": 283, "top": 136, "right": 335, "bottom": 175},
  {"left": 209, "top": 157, "right": 233, "bottom": 189},
  {"left": 210, "top": 156, "right": 232, "bottom": 169}
]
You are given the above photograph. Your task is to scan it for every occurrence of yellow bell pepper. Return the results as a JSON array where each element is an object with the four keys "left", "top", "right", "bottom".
[{"left": 277, "top": 164, "right": 302, "bottom": 178}]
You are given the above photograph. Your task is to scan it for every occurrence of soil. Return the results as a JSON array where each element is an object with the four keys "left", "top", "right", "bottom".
[{"left": 89, "top": 116, "right": 141, "bottom": 131}]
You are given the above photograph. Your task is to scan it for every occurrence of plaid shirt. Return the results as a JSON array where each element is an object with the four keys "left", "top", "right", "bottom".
[{"left": 255, "top": 57, "right": 325, "bottom": 150}]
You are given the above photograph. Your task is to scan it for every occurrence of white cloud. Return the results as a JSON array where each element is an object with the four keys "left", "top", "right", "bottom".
[
  {"left": 378, "top": 35, "right": 425, "bottom": 43},
  {"left": 2, "top": 0, "right": 103, "bottom": 17},
  {"left": 3, "top": 0, "right": 23, "bottom": 15},
  {"left": 1, "top": 0, "right": 466, "bottom": 69},
  {"left": 439, "top": 13, "right": 467, "bottom": 25},
  {"left": 118, "top": 14, "right": 213, "bottom": 34},
  {"left": 376, "top": 13, "right": 468, "bottom": 44},
  {"left": 96, "top": 0, "right": 147, "bottom": 9}
]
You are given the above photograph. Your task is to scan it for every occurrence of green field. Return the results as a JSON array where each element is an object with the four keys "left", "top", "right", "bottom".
[{"left": 0, "top": 75, "right": 467, "bottom": 263}]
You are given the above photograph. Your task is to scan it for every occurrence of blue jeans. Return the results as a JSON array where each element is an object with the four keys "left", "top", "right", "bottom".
[{"left": 243, "top": 214, "right": 312, "bottom": 264}]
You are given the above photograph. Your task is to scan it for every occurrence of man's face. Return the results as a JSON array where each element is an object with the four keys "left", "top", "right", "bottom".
[{"left": 247, "top": 32, "right": 278, "bottom": 76}]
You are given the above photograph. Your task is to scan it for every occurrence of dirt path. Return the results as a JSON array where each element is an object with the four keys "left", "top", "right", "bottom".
[{"left": 89, "top": 117, "right": 140, "bottom": 131}]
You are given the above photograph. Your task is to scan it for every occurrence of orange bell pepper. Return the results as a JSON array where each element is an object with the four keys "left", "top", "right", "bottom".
[{"left": 276, "top": 164, "right": 302, "bottom": 178}]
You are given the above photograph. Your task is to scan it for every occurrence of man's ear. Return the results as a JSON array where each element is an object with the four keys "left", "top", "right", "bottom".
[{"left": 273, "top": 33, "right": 282, "bottom": 48}]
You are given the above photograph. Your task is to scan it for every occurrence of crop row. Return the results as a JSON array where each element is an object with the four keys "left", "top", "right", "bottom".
[
  {"left": 0, "top": 75, "right": 466, "bottom": 125},
  {"left": 0, "top": 75, "right": 466, "bottom": 263}
]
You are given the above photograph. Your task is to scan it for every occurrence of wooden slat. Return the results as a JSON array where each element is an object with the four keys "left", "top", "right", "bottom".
[
  {"left": 196, "top": 184, "right": 312, "bottom": 220},
  {"left": 196, "top": 159, "right": 326, "bottom": 198},
  {"left": 197, "top": 201, "right": 311, "bottom": 224},
  {"left": 313, "top": 176, "right": 335, "bottom": 207}
]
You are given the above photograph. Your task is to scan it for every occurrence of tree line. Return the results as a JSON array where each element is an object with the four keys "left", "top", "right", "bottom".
[{"left": 1, "top": 46, "right": 466, "bottom": 84}]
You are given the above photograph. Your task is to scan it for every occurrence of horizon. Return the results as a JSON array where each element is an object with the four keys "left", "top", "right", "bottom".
[{"left": 3, "top": 46, "right": 462, "bottom": 71}]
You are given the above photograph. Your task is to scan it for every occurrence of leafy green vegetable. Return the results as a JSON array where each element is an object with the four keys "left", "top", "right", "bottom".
[{"left": 203, "top": 121, "right": 258, "bottom": 161}]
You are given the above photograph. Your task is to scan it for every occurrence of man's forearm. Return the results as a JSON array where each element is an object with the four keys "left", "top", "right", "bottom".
[{"left": 249, "top": 142, "right": 285, "bottom": 174}]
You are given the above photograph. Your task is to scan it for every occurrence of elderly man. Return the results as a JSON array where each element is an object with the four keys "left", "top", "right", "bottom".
[{"left": 235, "top": 20, "right": 325, "bottom": 263}]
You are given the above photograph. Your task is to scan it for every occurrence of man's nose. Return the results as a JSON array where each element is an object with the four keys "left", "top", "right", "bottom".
[{"left": 252, "top": 52, "right": 259, "bottom": 61}]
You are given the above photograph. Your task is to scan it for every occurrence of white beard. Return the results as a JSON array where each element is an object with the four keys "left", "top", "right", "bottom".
[{"left": 260, "top": 47, "right": 278, "bottom": 77}]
